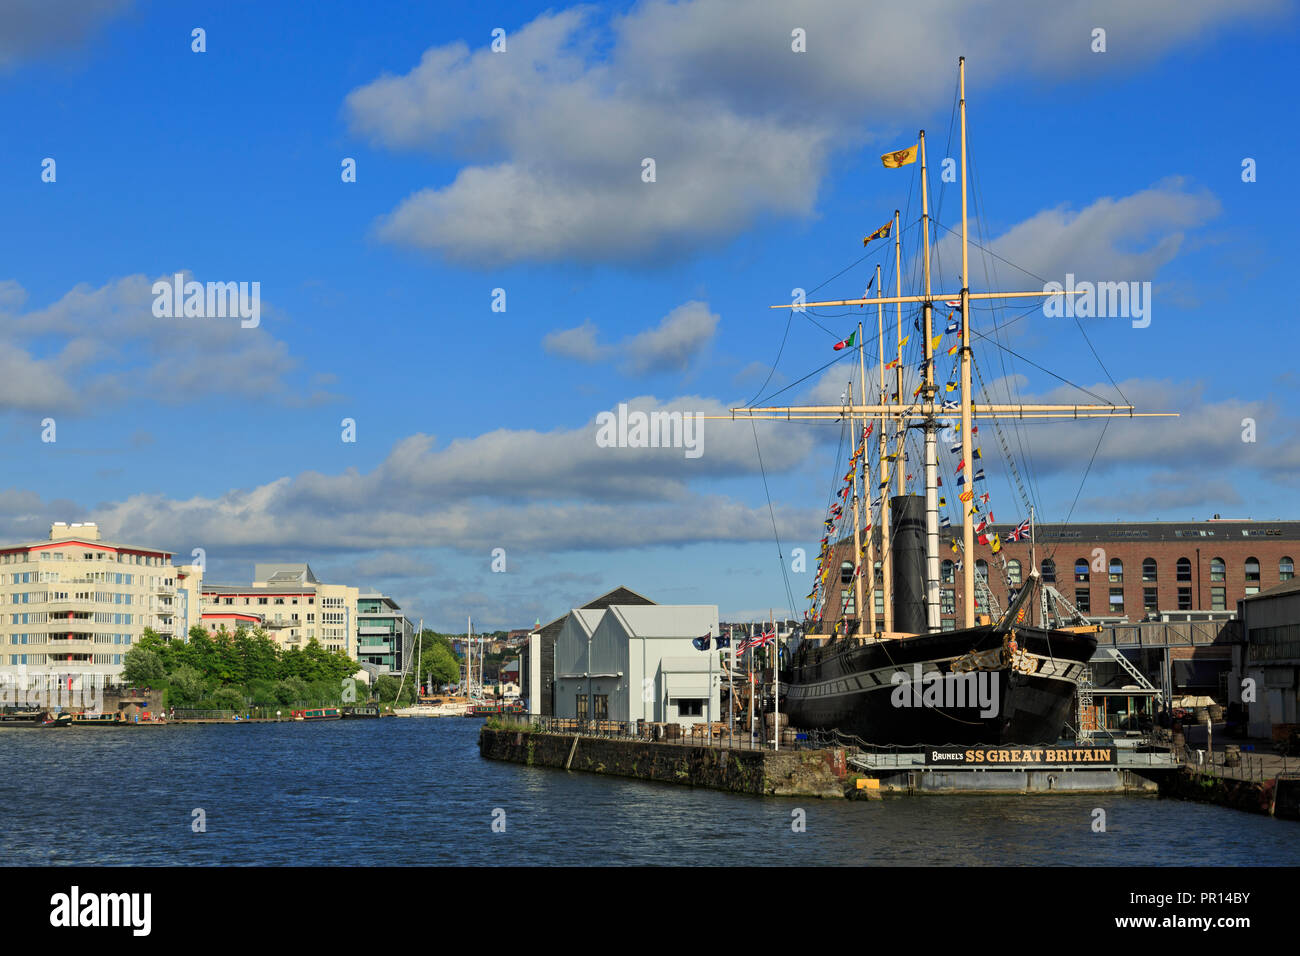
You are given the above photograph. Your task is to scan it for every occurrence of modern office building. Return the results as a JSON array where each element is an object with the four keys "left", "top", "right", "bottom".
[
  {"left": 355, "top": 591, "right": 416, "bottom": 675},
  {"left": 0, "top": 522, "right": 200, "bottom": 687},
  {"left": 200, "top": 563, "right": 358, "bottom": 658}
]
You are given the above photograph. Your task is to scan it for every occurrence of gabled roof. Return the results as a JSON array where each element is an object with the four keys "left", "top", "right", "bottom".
[{"left": 534, "top": 585, "right": 658, "bottom": 641}]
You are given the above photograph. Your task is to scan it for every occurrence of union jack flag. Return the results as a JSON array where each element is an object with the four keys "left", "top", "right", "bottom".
[{"left": 1008, "top": 518, "right": 1031, "bottom": 542}]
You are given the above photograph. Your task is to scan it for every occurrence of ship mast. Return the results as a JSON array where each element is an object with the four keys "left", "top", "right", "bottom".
[
  {"left": 710, "top": 57, "right": 1178, "bottom": 635},
  {"left": 958, "top": 56, "right": 975, "bottom": 627},
  {"left": 848, "top": 356, "right": 865, "bottom": 637},
  {"left": 858, "top": 320, "right": 872, "bottom": 636},
  {"left": 919, "top": 129, "right": 940, "bottom": 631},
  {"left": 876, "top": 260, "right": 893, "bottom": 633}
]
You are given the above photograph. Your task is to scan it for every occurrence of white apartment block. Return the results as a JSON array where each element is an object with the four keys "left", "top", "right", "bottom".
[
  {"left": 0, "top": 522, "right": 204, "bottom": 687},
  {"left": 200, "top": 563, "right": 358, "bottom": 658}
]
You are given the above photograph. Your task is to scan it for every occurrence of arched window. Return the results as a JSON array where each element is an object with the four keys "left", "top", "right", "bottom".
[
  {"left": 840, "top": 561, "right": 854, "bottom": 585},
  {"left": 941, "top": 559, "right": 954, "bottom": 584},
  {"left": 1245, "top": 557, "right": 1260, "bottom": 583},
  {"left": 1282, "top": 557, "right": 1295, "bottom": 582},
  {"left": 1176, "top": 557, "right": 1192, "bottom": 582},
  {"left": 1074, "top": 559, "right": 1090, "bottom": 583},
  {"left": 1142, "top": 558, "right": 1157, "bottom": 582},
  {"left": 1007, "top": 559, "right": 1022, "bottom": 585},
  {"left": 1109, "top": 558, "right": 1124, "bottom": 584},
  {"left": 1041, "top": 558, "right": 1056, "bottom": 583},
  {"left": 1210, "top": 557, "right": 1225, "bottom": 582},
  {"left": 976, "top": 559, "right": 989, "bottom": 581}
]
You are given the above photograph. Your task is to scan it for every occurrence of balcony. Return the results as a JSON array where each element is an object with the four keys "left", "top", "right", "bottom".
[{"left": 359, "top": 643, "right": 394, "bottom": 656}]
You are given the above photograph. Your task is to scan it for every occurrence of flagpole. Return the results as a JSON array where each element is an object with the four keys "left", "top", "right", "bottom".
[
  {"left": 764, "top": 608, "right": 774, "bottom": 749},
  {"left": 728, "top": 625, "right": 734, "bottom": 748},
  {"left": 959, "top": 56, "right": 976, "bottom": 628},
  {"left": 748, "top": 622, "right": 755, "bottom": 745},
  {"left": 919, "top": 128, "right": 941, "bottom": 633},
  {"left": 877, "top": 261, "right": 893, "bottom": 634}
]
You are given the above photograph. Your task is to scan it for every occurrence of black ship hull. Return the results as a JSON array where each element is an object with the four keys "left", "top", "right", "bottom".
[{"left": 783, "top": 625, "right": 1096, "bottom": 745}]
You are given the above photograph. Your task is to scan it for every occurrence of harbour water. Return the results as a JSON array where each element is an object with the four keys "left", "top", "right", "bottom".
[{"left": 3, "top": 719, "right": 1296, "bottom": 866}]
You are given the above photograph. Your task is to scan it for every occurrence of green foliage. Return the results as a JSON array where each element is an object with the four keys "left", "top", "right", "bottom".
[
  {"left": 210, "top": 686, "right": 245, "bottom": 711},
  {"left": 168, "top": 666, "right": 207, "bottom": 705},
  {"left": 122, "top": 646, "right": 166, "bottom": 685},
  {"left": 274, "top": 677, "right": 308, "bottom": 705}
]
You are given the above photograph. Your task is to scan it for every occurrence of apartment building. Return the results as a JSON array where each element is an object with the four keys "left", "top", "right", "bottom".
[
  {"left": 0, "top": 522, "right": 200, "bottom": 686},
  {"left": 200, "top": 563, "right": 358, "bottom": 658},
  {"left": 356, "top": 592, "right": 416, "bottom": 675}
]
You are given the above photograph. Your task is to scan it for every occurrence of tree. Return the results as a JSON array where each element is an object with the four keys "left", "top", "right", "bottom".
[
  {"left": 122, "top": 646, "right": 166, "bottom": 685},
  {"left": 168, "top": 666, "right": 206, "bottom": 705},
  {"left": 210, "top": 686, "right": 244, "bottom": 711}
]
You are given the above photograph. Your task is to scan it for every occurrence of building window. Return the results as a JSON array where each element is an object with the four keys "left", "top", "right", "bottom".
[
  {"left": 1109, "top": 558, "right": 1123, "bottom": 584},
  {"left": 1176, "top": 558, "right": 1192, "bottom": 583},
  {"left": 841, "top": 588, "right": 855, "bottom": 616},
  {"left": 1211, "top": 586, "right": 1226, "bottom": 611},
  {"left": 840, "top": 561, "right": 854, "bottom": 585},
  {"left": 1177, "top": 588, "right": 1192, "bottom": 610},
  {"left": 941, "top": 619, "right": 955, "bottom": 632},
  {"left": 1041, "top": 559, "right": 1056, "bottom": 584},
  {"left": 676, "top": 699, "right": 704, "bottom": 717},
  {"left": 941, "top": 589, "right": 955, "bottom": 614},
  {"left": 1282, "top": 557, "right": 1295, "bottom": 582},
  {"left": 1245, "top": 557, "right": 1260, "bottom": 584},
  {"left": 1075, "top": 589, "right": 1091, "bottom": 614},
  {"left": 1210, "top": 557, "right": 1225, "bottom": 582},
  {"left": 1007, "top": 560, "right": 1022, "bottom": 585},
  {"left": 1142, "top": 558, "right": 1157, "bottom": 583},
  {"left": 941, "top": 560, "right": 954, "bottom": 584},
  {"left": 1075, "top": 559, "right": 1090, "bottom": 583},
  {"left": 576, "top": 694, "right": 588, "bottom": 719},
  {"left": 1109, "top": 588, "right": 1124, "bottom": 613},
  {"left": 593, "top": 695, "right": 609, "bottom": 720},
  {"left": 1143, "top": 587, "right": 1158, "bottom": 612}
]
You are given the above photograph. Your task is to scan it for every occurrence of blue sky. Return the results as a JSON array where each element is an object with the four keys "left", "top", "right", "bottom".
[{"left": 1, "top": 0, "right": 1297, "bottom": 630}]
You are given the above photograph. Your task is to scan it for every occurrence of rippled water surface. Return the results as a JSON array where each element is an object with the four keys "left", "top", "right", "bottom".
[{"left": 2, "top": 719, "right": 1296, "bottom": 866}]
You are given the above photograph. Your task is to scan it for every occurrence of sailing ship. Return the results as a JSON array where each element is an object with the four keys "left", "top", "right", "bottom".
[{"left": 722, "top": 59, "right": 1175, "bottom": 746}]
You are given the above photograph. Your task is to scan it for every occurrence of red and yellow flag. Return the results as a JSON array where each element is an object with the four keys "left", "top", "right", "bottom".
[{"left": 881, "top": 144, "right": 918, "bottom": 168}]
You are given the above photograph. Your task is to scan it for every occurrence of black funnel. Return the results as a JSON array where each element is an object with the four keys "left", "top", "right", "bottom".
[{"left": 890, "top": 493, "right": 927, "bottom": 634}]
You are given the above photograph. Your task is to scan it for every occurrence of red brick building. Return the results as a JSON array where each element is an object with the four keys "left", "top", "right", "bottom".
[{"left": 826, "top": 518, "right": 1299, "bottom": 633}]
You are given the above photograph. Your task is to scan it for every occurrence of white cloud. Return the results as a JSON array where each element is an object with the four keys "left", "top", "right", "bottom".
[
  {"left": 0, "top": 274, "right": 329, "bottom": 415},
  {"left": 0, "top": 0, "right": 131, "bottom": 70},
  {"left": 545, "top": 300, "right": 720, "bottom": 374},
  {"left": 345, "top": 0, "right": 1279, "bottom": 266}
]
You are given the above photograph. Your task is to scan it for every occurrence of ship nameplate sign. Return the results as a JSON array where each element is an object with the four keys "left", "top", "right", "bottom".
[{"left": 927, "top": 745, "right": 1118, "bottom": 766}]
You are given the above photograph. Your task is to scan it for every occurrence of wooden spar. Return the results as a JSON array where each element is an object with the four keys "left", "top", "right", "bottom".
[
  {"left": 877, "top": 262, "right": 892, "bottom": 633},
  {"left": 920, "top": 128, "right": 940, "bottom": 632},
  {"left": 893, "top": 208, "right": 905, "bottom": 499},
  {"left": 712, "top": 402, "right": 1162, "bottom": 415},
  {"left": 770, "top": 289, "right": 1086, "bottom": 309},
  {"left": 858, "top": 319, "right": 872, "bottom": 637},
  {"left": 704, "top": 411, "right": 1176, "bottom": 421},
  {"left": 960, "top": 55, "right": 975, "bottom": 627}
]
